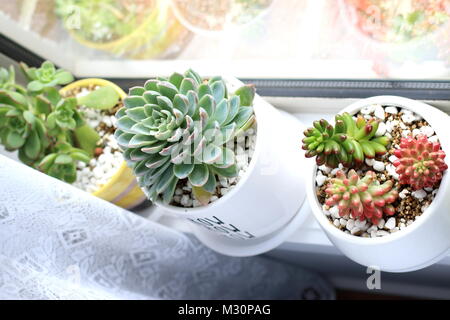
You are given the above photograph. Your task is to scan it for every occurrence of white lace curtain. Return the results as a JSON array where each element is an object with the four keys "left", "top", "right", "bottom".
[{"left": 0, "top": 154, "right": 334, "bottom": 300}]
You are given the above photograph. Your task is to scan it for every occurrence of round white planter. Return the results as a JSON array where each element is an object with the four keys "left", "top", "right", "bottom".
[
  {"left": 307, "top": 96, "right": 450, "bottom": 272},
  {"left": 155, "top": 77, "right": 307, "bottom": 244}
]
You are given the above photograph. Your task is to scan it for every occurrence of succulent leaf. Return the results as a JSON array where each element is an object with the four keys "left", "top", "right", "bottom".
[{"left": 77, "top": 86, "right": 120, "bottom": 110}]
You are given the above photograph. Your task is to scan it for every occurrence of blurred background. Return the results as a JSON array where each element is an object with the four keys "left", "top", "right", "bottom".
[{"left": 1, "top": 0, "right": 450, "bottom": 79}]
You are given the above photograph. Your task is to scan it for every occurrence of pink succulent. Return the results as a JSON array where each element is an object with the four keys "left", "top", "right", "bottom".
[
  {"left": 394, "top": 135, "right": 448, "bottom": 190},
  {"left": 325, "top": 169, "right": 398, "bottom": 225}
]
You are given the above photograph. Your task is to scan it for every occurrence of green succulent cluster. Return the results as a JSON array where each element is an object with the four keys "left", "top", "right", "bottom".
[
  {"left": 55, "top": 0, "right": 145, "bottom": 43},
  {"left": 0, "top": 61, "right": 119, "bottom": 183},
  {"left": 302, "top": 112, "right": 390, "bottom": 168},
  {"left": 115, "top": 69, "right": 256, "bottom": 205}
]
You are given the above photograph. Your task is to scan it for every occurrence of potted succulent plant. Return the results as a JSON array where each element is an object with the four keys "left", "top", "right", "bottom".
[
  {"left": 0, "top": 61, "right": 145, "bottom": 209},
  {"left": 303, "top": 95, "right": 450, "bottom": 272},
  {"left": 115, "top": 69, "right": 306, "bottom": 240},
  {"left": 54, "top": 0, "right": 190, "bottom": 59},
  {"left": 338, "top": 0, "right": 450, "bottom": 77},
  {"left": 170, "top": 0, "right": 274, "bottom": 35}
]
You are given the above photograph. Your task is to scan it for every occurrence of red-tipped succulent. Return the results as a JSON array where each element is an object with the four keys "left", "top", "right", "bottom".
[
  {"left": 393, "top": 135, "right": 448, "bottom": 190},
  {"left": 325, "top": 170, "right": 398, "bottom": 225}
]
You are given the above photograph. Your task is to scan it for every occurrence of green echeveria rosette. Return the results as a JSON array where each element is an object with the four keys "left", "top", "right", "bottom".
[
  {"left": 302, "top": 113, "right": 390, "bottom": 168},
  {"left": 115, "top": 69, "right": 256, "bottom": 205}
]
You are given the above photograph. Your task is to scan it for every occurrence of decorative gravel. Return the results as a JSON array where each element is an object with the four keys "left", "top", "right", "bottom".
[
  {"left": 316, "top": 105, "right": 441, "bottom": 238},
  {"left": 63, "top": 86, "right": 124, "bottom": 193},
  {"left": 171, "top": 126, "right": 257, "bottom": 208}
]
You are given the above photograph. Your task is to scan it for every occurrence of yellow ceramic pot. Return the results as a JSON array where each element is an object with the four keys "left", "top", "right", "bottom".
[
  {"left": 66, "top": 1, "right": 190, "bottom": 59},
  {"left": 60, "top": 78, "right": 146, "bottom": 209}
]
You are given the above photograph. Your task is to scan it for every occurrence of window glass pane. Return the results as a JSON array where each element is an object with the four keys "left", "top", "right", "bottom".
[{"left": 1, "top": 0, "right": 449, "bottom": 79}]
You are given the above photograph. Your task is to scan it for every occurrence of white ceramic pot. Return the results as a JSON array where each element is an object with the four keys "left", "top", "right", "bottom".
[
  {"left": 155, "top": 77, "right": 307, "bottom": 240},
  {"left": 307, "top": 96, "right": 450, "bottom": 272}
]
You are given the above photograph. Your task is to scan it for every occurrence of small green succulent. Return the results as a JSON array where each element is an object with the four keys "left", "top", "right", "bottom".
[
  {"left": 47, "top": 98, "right": 84, "bottom": 131},
  {"left": 115, "top": 69, "right": 255, "bottom": 205},
  {"left": 302, "top": 112, "right": 390, "bottom": 168},
  {"left": 38, "top": 142, "right": 90, "bottom": 183},
  {"left": 20, "top": 61, "right": 74, "bottom": 93},
  {"left": 0, "top": 61, "right": 120, "bottom": 183}
]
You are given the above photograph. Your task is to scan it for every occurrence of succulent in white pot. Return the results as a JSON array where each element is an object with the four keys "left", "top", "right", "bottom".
[
  {"left": 304, "top": 96, "right": 450, "bottom": 272},
  {"left": 115, "top": 70, "right": 306, "bottom": 244}
]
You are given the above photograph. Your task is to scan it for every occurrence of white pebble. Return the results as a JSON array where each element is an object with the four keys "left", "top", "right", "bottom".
[
  {"left": 374, "top": 105, "right": 385, "bottom": 120},
  {"left": 377, "top": 219, "right": 385, "bottom": 229},
  {"left": 355, "top": 219, "right": 367, "bottom": 230},
  {"left": 385, "top": 106, "right": 398, "bottom": 114},
  {"left": 318, "top": 165, "right": 331, "bottom": 174},
  {"left": 386, "top": 164, "right": 399, "bottom": 180},
  {"left": 412, "top": 189, "right": 427, "bottom": 200},
  {"left": 388, "top": 155, "right": 398, "bottom": 163},
  {"left": 385, "top": 217, "right": 396, "bottom": 230},
  {"left": 399, "top": 189, "right": 410, "bottom": 199},
  {"left": 373, "top": 160, "right": 385, "bottom": 172},
  {"left": 412, "top": 128, "right": 421, "bottom": 137},
  {"left": 351, "top": 227, "right": 362, "bottom": 235},
  {"left": 315, "top": 172, "right": 327, "bottom": 187},
  {"left": 401, "top": 113, "right": 416, "bottom": 124},
  {"left": 375, "top": 122, "right": 387, "bottom": 137},
  {"left": 420, "top": 126, "right": 434, "bottom": 137},
  {"left": 428, "top": 135, "right": 439, "bottom": 143},
  {"left": 365, "top": 158, "right": 374, "bottom": 166},
  {"left": 401, "top": 130, "right": 412, "bottom": 138},
  {"left": 329, "top": 206, "right": 340, "bottom": 219},
  {"left": 346, "top": 219, "right": 355, "bottom": 231},
  {"left": 340, "top": 218, "right": 347, "bottom": 226},
  {"left": 333, "top": 219, "right": 340, "bottom": 227}
]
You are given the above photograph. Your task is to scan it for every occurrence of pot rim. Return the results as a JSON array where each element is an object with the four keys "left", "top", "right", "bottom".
[
  {"left": 155, "top": 79, "right": 262, "bottom": 216},
  {"left": 308, "top": 95, "right": 450, "bottom": 245}
]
